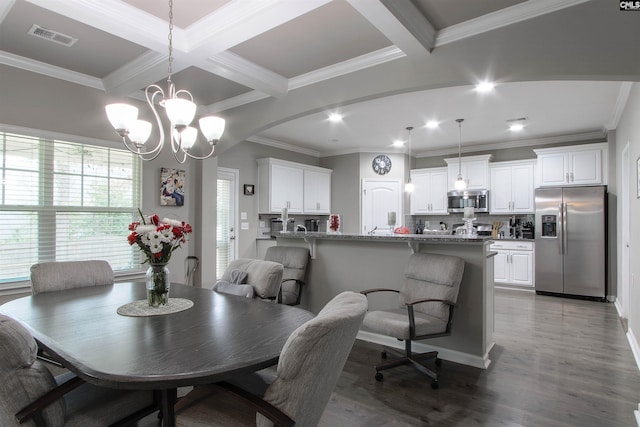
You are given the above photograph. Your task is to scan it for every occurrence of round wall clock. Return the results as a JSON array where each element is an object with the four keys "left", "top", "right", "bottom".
[{"left": 372, "top": 154, "right": 392, "bottom": 175}]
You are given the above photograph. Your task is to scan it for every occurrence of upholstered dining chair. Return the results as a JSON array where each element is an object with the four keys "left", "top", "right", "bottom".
[
  {"left": 360, "top": 252, "right": 465, "bottom": 389},
  {"left": 30, "top": 260, "right": 114, "bottom": 295},
  {"left": 0, "top": 313, "right": 159, "bottom": 427},
  {"left": 216, "top": 258, "right": 284, "bottom": 301},
  {"left": 264, "top": 246, "right": 310, "bottom": 306},
  {"left": 174, "top": 291, "right": 367, "bottom": 427}
]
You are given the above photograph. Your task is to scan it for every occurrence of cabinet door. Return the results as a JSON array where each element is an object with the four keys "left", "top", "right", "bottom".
[
  {"left": 569, "top": 149, "right": 601, "bottom": 185},
  {"left": 510, "top": 251, "right": 533, "bottom": 286},
  {"left": 429, "top": 170, "right": 449, "bottom": 214},
  {"left": 489, "top": 166, "right": 512, "bottom": 213},
  {"left": 465, "top": 160, "right": 488, "bottom": 190},
  {"left": 538, "top": 153, "right": 568, "bottom": 187},
  {"left": 493, "top": 250, "right": 509, "bottom": 283},
  {"left": 410, "top": 172, "right": 430, "bottom": 214},
  {"left": 271, "top": 164, "right": 303, "bottom": 213},
  {"left": 303, "top": 169, "right": 331, "bottom": 214},
  {"left": 510, "top": 164, "right": 534, "bottom": 213}
]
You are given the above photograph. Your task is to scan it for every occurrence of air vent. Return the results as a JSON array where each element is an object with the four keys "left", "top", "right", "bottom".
[{"left": 28, "top": 24, "right": 78, "bottom": 47}]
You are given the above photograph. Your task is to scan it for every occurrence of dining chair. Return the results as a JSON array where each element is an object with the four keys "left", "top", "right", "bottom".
[
  {"left": 174, "top": 291, "right": 367, "bottom": 427},
  {"left": 264, "top": 246, "right": 310, "bottom": 306},
  {"left": 30, "top": 260, "right": 114, "bottom": 295},
  {"left": 218, "top": 258, "right": 284, "bottom": 300},
  {"left": 0, "top": 314, "right": 159, "bottom": 426},
  {"left": 360, "top": 252, "right": 465, "bottom": 389}
]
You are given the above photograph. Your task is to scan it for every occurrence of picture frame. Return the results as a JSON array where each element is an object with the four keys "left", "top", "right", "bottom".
[
  {"left": 244, "top": 184, "right": 254, "bottom": 196},
  {"left": 637, "top": 156, "right": 640, "bottom": 198},
  {"left": 160, "top": 168, "right": 186, "bottom": 206}
]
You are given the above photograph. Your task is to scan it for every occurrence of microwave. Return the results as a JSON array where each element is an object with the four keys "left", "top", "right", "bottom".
[{"left": 447, "top": 189, "right": 489, "bottom": 213}]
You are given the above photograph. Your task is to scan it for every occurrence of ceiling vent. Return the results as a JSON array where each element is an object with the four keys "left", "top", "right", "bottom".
[{"left": 28, "top": 24, "right": 78, "bottom": 47}]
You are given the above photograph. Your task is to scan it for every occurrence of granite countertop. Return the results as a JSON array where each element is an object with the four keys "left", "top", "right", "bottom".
[{"left": 272, "top": 231, "right": 493, "bottom": 243}]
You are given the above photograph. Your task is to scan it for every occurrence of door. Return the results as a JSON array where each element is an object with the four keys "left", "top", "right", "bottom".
[
  {"left": 217, "top": 168, "right": 238, "bottom": 280},
  {"left": 362, "top": 179, "right": 402, "bottom": 234},
  {"left": 563, "top": 186, "right": 605, "bottom": 298},
  {"left": 621, "top": 143, "right": 630, "bottom": 315},
  {"left": 534, "top": 187, "right": 563, "bottom": 293}
]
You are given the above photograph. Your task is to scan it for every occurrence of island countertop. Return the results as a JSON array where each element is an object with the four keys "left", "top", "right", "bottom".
[{"left": 272, "top": 231, "right": 493, "bottom": 244}]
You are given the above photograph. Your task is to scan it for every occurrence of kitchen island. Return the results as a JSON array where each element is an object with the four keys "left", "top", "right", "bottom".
[{"left": 273, "top": 232, "right": 496, "bottom": 369}]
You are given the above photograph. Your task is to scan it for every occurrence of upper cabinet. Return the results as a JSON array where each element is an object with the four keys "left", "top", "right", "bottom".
[
  {"left": 489, "top": 160, "right": 535, "bottom": 214},
  {"left": 410, "top": 167, "right": 448, "bottom": 215},
  {"left": 303, "top": 169, "right": 332, "bottom": 214},
  {"left": 444, "top": 154, "right": 492, "bottom": 190},
  {"left": 534, "top": 143, "right": 608, "bottom": 187},
  {"left": 257, "top": 158, "right": 332, "bottom": 214}
]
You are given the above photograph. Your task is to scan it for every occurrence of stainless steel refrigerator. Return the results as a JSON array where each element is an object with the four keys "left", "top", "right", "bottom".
[{"left": 534, "top": 185, "right": 606, "bottom": 300}]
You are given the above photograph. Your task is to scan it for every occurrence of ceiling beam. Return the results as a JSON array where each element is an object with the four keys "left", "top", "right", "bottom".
[{"left": 346, "top": 0, "right": 435, "bottom": 59}]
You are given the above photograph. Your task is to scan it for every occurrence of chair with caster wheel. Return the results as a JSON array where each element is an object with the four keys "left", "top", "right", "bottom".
[{"left": 360, "top": 252, "right": 464, "bottom": 388}]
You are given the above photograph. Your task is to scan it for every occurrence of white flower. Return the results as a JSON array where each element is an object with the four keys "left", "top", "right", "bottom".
[
  {"left": 162, "top": 218, "right": 182, "bottom": 227},
  {"left": 147, "top": 231, "right": 163, "bottom": 246},
  {"left": 160, "top": 228, "right": 175, "bottom": 243},
  {"left": 136, "top": 224, "right": 156, "bottom": 234},
  {"left": 149, "top": 241, "right": 163, "bottom": 254}
]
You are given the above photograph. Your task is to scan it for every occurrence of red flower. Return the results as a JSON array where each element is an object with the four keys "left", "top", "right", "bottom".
[
  {"left": 128, "top": 221, "right": 139, "bottom": 231},
  {"left": 150, "top": 214, "right": 160, "bottom": 226},
  {"left": 173, "top": 227, "right": 183, "bottom": 239},
  {"left": 127, "top": 232, "right": 138, "bottom": 245},
  {"left": 183, "top": 223, "right": 192, "bottom": 234}
]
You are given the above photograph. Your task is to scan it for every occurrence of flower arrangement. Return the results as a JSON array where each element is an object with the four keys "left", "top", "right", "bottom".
[{"left": 127, "top": 210, "right": 192, "bottom": 265}]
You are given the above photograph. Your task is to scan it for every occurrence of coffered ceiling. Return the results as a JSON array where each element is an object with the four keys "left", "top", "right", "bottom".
[{"left": 0, "top": 0, "right": 638, "bottom": 157}]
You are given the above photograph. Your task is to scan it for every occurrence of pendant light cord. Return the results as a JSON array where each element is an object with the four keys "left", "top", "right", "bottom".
[{"left": 456, "top": 118, "right": 464, "bottom": 177}]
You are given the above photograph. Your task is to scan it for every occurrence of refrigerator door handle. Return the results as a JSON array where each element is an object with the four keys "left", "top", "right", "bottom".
[
  {"left": 562, "top": 202, "right": 568, "bottom": 255},
  {"left": 558, "top": 203, "right": 564, "bottom": 255}
]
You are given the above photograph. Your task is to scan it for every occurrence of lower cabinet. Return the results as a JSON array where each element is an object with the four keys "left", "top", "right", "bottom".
[{"left": 490, "top": 240, "right": 534, "bottom": 287}]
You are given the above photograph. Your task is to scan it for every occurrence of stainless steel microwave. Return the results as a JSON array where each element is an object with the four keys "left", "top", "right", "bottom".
[{"left": 447, "top": 189, "right": 489, "bottom": 213}]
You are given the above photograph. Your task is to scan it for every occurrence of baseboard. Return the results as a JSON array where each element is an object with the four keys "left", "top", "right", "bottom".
[
  {"left": 356, "top": 331, "right": 491, "bottom": 370},
  {"left": 614, "top": 298, "right": 624, "bottom": 318},
  {"left": 628, "top": 328, "right": 640, "bottom": 370}
]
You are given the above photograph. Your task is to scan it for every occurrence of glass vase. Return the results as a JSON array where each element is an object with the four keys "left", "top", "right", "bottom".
[{"left": 146, "top": 263, "right": 170, "bottom": 307}]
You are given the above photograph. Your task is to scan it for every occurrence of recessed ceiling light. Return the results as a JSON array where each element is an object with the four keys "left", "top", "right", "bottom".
[
  {"left": 475, "top": 81, "right": 495, "bottom": 93},
  {"left": 328, "top": 113, "right": 343, "bottom": 122},
  {"left": 425, "top": 120, "right": 439, "bottom": 129},
  {"left": 509, "top": 123, "right": 524, "bottom": 132},
  {"left": 392, "top": 139, "right": 405, "bottom": 147}
]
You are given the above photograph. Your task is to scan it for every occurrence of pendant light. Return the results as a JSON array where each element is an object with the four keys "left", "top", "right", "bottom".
[
  {"left": 404, "top": 126, "right": 414, "bottom": 193},
  {"left": 104, "top": 0, "right": 225, "bottom": 164},
  {"left": 454, "top": 118, "right": 466, "bottom": 191}
]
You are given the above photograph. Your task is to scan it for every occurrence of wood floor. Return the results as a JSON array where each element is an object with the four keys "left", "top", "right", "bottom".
[{"left": 319, "top": 288, "right": 640, "bottom": 427}]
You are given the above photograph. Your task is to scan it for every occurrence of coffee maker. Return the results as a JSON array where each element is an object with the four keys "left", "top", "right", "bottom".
[{"left": 304, "top": 219, "right": 320, "bottom": 232}]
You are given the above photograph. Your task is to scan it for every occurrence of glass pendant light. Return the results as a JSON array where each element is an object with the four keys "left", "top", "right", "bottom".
[{"left": 404, "top": 126, "right": 414, "bottom": 192}]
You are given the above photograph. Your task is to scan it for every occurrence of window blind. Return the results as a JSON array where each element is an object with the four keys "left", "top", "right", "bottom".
[
  {"left": 0, "top": 132, "right": 143, "bottom": 285},
  {"left": 216, "top": 178, "right": 231, "bottom": 279}
]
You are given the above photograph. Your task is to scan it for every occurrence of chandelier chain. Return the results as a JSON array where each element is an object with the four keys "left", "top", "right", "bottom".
[{"left": 167, "top": 0, "right": 174, "bottom": 83}]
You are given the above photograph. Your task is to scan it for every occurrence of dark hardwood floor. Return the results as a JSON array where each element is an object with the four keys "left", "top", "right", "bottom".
[{"left": 319, "top": 288, "right": 640, "bottom": 426}]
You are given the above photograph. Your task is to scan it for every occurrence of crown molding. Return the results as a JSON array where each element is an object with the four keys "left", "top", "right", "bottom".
[
  {"left": 0, "top": 50, "right": 104, "bottom": 90},
  {"left": 607, "top": 82, "right": 633, "bottom": 130},
  {"left": 435, "top": 0, "right": 591, "bottom": 47},
  {"left": 0, "top": 123, "right": 121, "bottom": 149},
  {"left": 414, "top": 129, "right": 607, "bottom": 158},
  {"left": 246, "top": 135, "right": 321, "bottom": 158}
]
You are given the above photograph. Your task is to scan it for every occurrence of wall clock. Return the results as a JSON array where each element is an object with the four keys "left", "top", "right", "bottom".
[{"left": 372, "top": 154, "right": 392, "bottom": 175}]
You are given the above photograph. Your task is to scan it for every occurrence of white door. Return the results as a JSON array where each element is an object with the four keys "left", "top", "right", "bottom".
[
  {"left": 361, "top": 179, "right": 402, "bottom": 234},
  {"left": 621, "top": 143, "right": 630, "bottom": 316},
  {"left": 217, "top": 168, "right": 238, "bottom": 279}
]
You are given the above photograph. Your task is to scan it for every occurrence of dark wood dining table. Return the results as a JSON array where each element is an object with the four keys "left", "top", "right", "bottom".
[{"left": 0, "top": 282, "right": 314, "bottom": 426}]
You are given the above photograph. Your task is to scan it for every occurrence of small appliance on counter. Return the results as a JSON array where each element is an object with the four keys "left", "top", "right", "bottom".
[
  {"left": 304, "top": 219, "right": 320, "bottom": 232},
  {"left": 271, "top": 218, "right": 295, "bottom": 236}
]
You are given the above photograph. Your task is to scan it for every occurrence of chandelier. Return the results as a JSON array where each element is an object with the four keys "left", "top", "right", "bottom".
[
  {"left": 104, "top": 0, "right": 225, "bottom": 164},
  {"left": 454, "top": 118, "right": 466, "bottom": 190}
]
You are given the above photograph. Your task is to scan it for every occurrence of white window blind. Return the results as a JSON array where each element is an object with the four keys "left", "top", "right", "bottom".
[
  {"left": 216, "top": 178, "right": 231, "bottom": 279},
  {"left": 0, "top": 132, "right": 143, "bottom": 285}
]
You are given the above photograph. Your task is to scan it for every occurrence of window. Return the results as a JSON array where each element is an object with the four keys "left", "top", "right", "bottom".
[{"left": 0, "top": 132, "right": 143, "bottom": 286}]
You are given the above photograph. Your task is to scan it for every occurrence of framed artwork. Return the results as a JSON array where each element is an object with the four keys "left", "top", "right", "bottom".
[
  {"left": 160, "top": 168, "right": 186, "bottom": 206},
  {"left": 244, "top": 184, "right": 254, "bottom": 196},
  {"left": 637, "top": 156, "right": 640, "bottom": 198}
]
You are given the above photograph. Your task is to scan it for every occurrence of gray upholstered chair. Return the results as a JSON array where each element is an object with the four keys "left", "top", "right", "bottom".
[
  {"left": 264, "top": 246, "right": 310, "bottom": 306},
  {"left": 30, "top": 260, "right": 114, "bottom": 295},
  {"left": 216, "top": 258, "right": 284, "bottom": 300},
  {"left": 361, "top": 252, "right": 465, "bottom": 389},
  {"left": 0, "top": 314, "right": 159, "bottom": 426},
  {"left": 174, "top": 291, "right": 367, "bottom": 427}
]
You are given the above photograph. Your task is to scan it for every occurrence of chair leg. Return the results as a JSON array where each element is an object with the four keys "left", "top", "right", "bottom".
[{"left": 374, "top": 340, "right": 442, "bottom": 389}]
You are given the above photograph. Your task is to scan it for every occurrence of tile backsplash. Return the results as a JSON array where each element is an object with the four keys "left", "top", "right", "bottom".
[{"left": 405, "top": 213, "right": 534, "bottom": 237}]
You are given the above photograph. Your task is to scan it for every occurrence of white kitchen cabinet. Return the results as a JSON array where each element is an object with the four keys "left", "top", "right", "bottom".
[
  {"left": 490, "top": 240, "right": 534, "bottom": 287},
  {"left": 258, "top": 158, "right": 332, "bottom": 214},
  {"left": 534, "top": 143, "right": 608, "bottom": 187},
  {"left": 489, "top": 161, "right": 535, "bottom": 214},
  {"left": 303, "top": 169, "right": 331, "bottom": 214},
  {"left": 444, "top": 154, "right": 492, "bottom": 190},
  {"left": 410, "top": 167, "right": 448, "bottom": 215}
]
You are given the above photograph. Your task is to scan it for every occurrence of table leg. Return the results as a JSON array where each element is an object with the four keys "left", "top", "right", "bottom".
[{"left": 161, "top": 388, "right": 177, "bottom": 427}]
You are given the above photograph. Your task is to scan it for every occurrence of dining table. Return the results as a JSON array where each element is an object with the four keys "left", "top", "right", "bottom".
[{"left": 0, "top": 282, "right": 314, "bottom": 426}]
